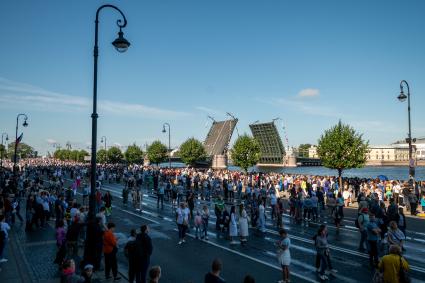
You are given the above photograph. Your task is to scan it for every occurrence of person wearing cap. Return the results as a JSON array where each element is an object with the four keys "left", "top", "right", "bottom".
[{"left": 357, "top": 207, "right": 370, "bottom": 252}]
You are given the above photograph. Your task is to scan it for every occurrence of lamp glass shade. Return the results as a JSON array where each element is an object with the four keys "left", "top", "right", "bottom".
[
  {"left": 112, "top": 31, "right": 130, "bottom": 53},
  {"left": 162, "top": 128, "right": 166, "bottom": 133},
  {"left": 397, "top": 92, "right": 407, "bottom": 102}
]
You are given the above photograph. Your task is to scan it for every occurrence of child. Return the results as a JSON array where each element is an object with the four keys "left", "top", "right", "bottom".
[{"left": 194, "top": 210, "right": 202, "bottom": 239}]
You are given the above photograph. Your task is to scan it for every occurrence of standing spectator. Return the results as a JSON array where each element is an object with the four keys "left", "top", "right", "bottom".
[
  {"left": 229, "top": 206, "right": 238, "bottom": 244},
  {"left": 421, "top": 194, "right": 425, "bottom": 213},
  {"left": 103, "top": 223, "right": 120, "bottom": 280},
  {"left": 204, "top": 258, "right": 225, "bottom": 283},
  {"left": 239, "top": 204, "right": 249, "bottom": 243},
  {"left": 387, "top": 221, "right": 405, "bottom": 251},
  {"left": 0, "top": 215, "right": 10, "bottom": 263},
  {"left": 276, "top": 229, "right": 291, "bottom": 283},
  {"left": 124, "top": 229, "right": 138, "bottom": 283},
  {"left": 157, "top": 181, "right": 165, "bottom": 210},
  {"left": 148, "top": 266, "right": 161, "bottom": 283},
  {"left": 366, "top": 213, "right": 381, "bottom": 268},
  {"left": 378, "top": 245, "right": 409, "bottom": 283},
  {"left": 397, "top": 207, "right": 407, "bottom": 236},
  {"left": 357, "top": 207, "right": 369, "bottom": 252},
  {"left": 176, "top": 202, "right": 190, "bottom": 245},
  {"left": 407, "top": 189, "right": 418, "bottom": 215},
  {"left": 201, "top": 205, "right": 210, "bottom": 240},
  {"left": 103, "top": 191, "right": 113, "bottom": 217},
  {"left": 136, "top": 225, "right": 153, "bottom": 283}
]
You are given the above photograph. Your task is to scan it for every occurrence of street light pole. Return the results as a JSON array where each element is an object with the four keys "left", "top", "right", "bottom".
[
  {"left": 162, "top": 123, "right": 171, "bottom": 168},
  {"left": 101, "top": 136, "right": 107, "bottom": 151},
  {"left": 13, "top": 114, "right": 28, "bottom": 174},
  {"left": 1, "top": 133, "right": 9, "bottom": 169},
  {"left": 85, "top": 4, "right": 130, "bottom": 266},
  {"left": 398, "top": 80, "right": 415, "bottom": 178}
]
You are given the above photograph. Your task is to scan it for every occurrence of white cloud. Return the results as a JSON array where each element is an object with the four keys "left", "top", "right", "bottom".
[
  {"left": 46, "top": 138, "right": 57, "bottom": 144},
  {"left": 0, "top": 77, "right": 190, "bottom": 119},
  {"left": 298, "top": 88, "right": 320, "bottom": 97}
]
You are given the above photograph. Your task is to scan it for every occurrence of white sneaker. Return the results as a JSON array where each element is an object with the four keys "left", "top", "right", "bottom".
[
  {"left": 178, "top": 241, "right": 182, "bottom": 245},
  {"left": 0, "top": 258, "right": 8, "bottom": 263},
  {"left": 319, "top": 274, "right": 328, "bottom": 280},
  {"left": 182, "top": 239, "right": 186, "bottom": 243}
]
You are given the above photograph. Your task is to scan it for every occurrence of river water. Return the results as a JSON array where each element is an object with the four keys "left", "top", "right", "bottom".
[{"left": 161, "top": 162, "right": 425, "bottom": 181}]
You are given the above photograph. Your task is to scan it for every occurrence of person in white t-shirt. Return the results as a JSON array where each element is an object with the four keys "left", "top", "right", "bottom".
[{"left": 176, "top": 202, "right": 190, "bottom": 245}]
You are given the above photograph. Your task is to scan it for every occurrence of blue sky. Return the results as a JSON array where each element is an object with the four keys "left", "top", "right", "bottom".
[{"left": 1, "top": 0, "right": 425, "bottom": 155}]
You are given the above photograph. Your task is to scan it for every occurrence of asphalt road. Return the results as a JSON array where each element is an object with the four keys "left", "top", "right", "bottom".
[{"left": 68, "top": 178, "right": 425, "bottom": 283}]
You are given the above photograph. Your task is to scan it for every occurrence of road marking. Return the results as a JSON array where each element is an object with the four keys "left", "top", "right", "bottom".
[
  {"left": 173, "top": 229, "right": 319, "bottom": 283},
  {"left": 112, "top": 205, "right": 160, "bottom": 224}
]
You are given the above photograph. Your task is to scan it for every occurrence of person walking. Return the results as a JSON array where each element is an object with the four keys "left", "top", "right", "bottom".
[
  {"left": 176, "top": 202, "right": 190, "bottom": 245},
  {"left": 135, "top": 225, "right": 153, "bottom": 283},
  {"left": 378, "top": 245, "right": 409, "bottom": 283},
  {"left": 103, "top": 223, "right": 120, "bottom": 280},
  {"left": 276, "top": 229, "right": 291, "bottom": 283}
]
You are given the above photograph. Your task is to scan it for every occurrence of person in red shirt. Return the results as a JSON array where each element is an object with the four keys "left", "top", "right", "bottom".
[{"left": 103, "top": 222, "right": 120, "bottom": 281}]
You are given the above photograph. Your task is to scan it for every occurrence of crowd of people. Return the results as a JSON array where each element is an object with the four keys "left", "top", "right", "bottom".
[{"left": 0, "top": 157, "right": 423, "bottom": 282}]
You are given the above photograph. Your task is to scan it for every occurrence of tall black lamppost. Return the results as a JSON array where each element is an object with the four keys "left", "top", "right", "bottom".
[
  {"left": 162, "top": 123, "right": 171, "bottom": 168},
  {"left": 1, "top": 133, "right": 8, "bottom": 169},
  {"left": 398, "top": 80, "right": 415, "bottom": 178},
  {"left": 13, "top": 114, "right": 28, "bottom": 173},
  {"left": 85, "top": 4, "right": 130, "bottom": 266},
  {"left": 100, "top": 136, "right": 107, "bottom": 151}
]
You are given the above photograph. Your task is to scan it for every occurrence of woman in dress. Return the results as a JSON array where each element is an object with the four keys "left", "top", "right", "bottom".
[
  {"left": 229, "top": 205, "right": 238, "bottom": 244},
  {"left": 277, "top": 229, "right": 291, "bottom": 283},
  {"left": 258, "top": 200, "right": 266, "bottom": 233},
  {"left": 239, "top": 204, "right": 249, "bottom": 244}
]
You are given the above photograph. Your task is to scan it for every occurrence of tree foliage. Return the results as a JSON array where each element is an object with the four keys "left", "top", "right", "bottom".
[
  {"left": 107, "top": 146, "right": 124, "bottom": 164},
  {"left": 97, "top": 149, "right": 108, "bottom": 163},
  {"left": 317, "top": 120, "right": 369, "bottom": 186},
  {"left": 53, "top": 149, "right": 89, "bottom": 162},
  {"left": 298, "top": 143, "right": 312, "bottom": 157},
  {"left": 179, "top": 137, "right": 206, "bottom": 166},
  {"left": 230, "top": 134, "right": 261, "bottom": 172},
  {"left": 124, "top": 144, "right": 144, "bottom": 164},
  {"left": 147, "top": 140, "right": 168, "bottom": 165},
  {"left": 7, "top": 142, "right": 37, "bottom": 159}
]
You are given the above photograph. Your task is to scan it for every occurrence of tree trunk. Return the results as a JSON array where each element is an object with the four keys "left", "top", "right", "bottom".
[{"left": 338, "top": 168, "right": 342, "bottom": 191}]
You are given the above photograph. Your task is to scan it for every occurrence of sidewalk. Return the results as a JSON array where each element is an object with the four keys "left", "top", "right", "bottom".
[{"left": 0, "top": 218, "right": 128, "bottom": 283}]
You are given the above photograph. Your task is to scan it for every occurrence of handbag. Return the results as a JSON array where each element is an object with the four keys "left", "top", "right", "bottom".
[
  {"left": 372, "top": 270, "right": 384, "bottom": 283},
  {"left": 399, "top": 256, "right": 411, "bottom": 283}
]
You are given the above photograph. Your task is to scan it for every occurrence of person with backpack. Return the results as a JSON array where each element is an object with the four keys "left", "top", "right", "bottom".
[
  {"left": 356, "top": 207, "right": 370, "bottom": 252},
  {"left": 378, "top": 245, "right": 409, "bottom": 283}
]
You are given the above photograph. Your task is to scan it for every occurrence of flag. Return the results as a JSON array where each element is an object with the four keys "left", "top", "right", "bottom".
[{"left": 16, "top": 133, "right": 23, "bottom": 145}]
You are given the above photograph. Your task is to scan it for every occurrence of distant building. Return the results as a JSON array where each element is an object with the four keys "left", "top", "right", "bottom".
[
  {"left": 308, "top": 145, "right": 318, "bottom": 159},
  {"left": 367, "top": 145, "right": 410, "bottom": 161}
]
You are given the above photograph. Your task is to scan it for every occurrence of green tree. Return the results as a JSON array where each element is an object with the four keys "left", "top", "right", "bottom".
[
  {"left": 0, "top": 144, "right": 8, "bottom": 159},
  {"left": 8, "top": 142, "right": 36, "bottom": 159},
  {"left": 179, "top": 137, "right": 206, "bottom": 166},
  {"left": 230, "top": 134, "right": 261, "bottom": 172},
  {"left": 77, "top": 150, "right": 89, "bottom": 162},
  {"left": 317, "top": 120, "right": 369, "bottom": 187},
  {"left": 147, "top": 140, "right": 168, "bottom": 165},
  {"left": 125, "top": 144, "right": 144, "bottom": 164},
  {"left": 97, "top": 149, "right": 108, "bottom": 163},
  {"left": 107, "top": 146, "right": 124, "bottom": 164},
  {"left": 69, "top": 150, "right": 79, "bottom": 161},
  {"left": 298, "top": 143, "right": 312, "bottom": 158}
]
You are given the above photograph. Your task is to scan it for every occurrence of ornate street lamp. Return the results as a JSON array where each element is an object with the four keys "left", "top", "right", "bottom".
[
  {"left": 162, "top": 123, "right": 171, "bottom": 168},
  {"left": 398, "top": 80, "right": 415, "bottom": 178},
  {"left": 101, "top": 136, "right": 107, "bottom": 151},
  {"left": 13, "top": 114, "right": 28, "bottom": 173},
  {"left": 85, "top": 4, "right": 130, "bottom": 267}
]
